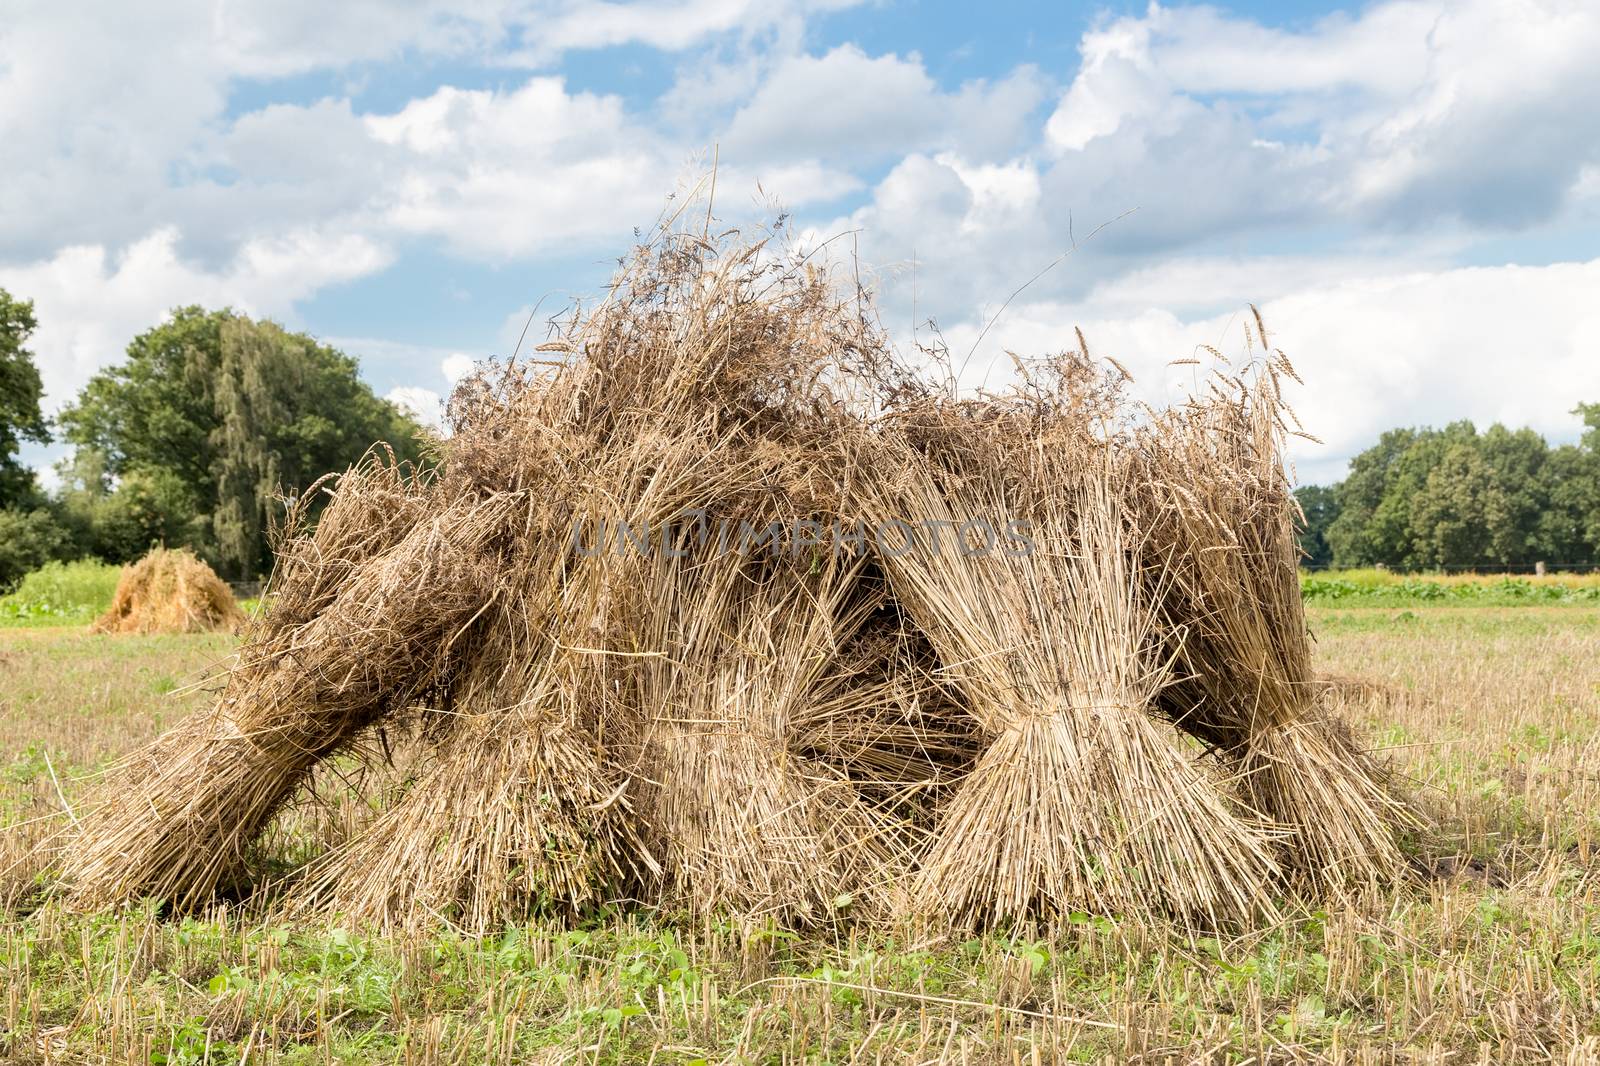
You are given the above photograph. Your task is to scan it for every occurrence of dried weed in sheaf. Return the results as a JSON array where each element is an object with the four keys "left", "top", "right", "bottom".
[
  {"left": 57, "top": 201, "right": 1416, "bottom": 932},
  {"left": 63, "top": 489, "right": 513, "bottom": 910},
  {"left": 621, "top": 543, "right": 929, "bottom": 926}
]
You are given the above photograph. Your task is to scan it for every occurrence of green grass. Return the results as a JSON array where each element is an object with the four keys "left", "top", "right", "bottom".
[
  {"left": 1309, "top": 603, "right": 1600, "bottom": 637},
  {"left": 1, "top": 556, "right": 1583, "bottom": 634},
  {"left": 0, "top": 560, "right": 124, "bottom": 627},
  {"left": 15, "top": 893, "right": 1592, "bottom": 1065},
  {"left": 1301, "top": 568, "right": 1600, "bottom": 607}
]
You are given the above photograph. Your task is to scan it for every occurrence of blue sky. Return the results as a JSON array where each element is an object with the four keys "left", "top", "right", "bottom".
[{"left": 4, "top": 0, "right": 1598, "bottom": 485}]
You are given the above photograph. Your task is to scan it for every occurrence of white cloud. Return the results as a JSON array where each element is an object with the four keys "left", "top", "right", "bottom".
[
  {"left": 1066, "top": 251, "right": 1452, "bottom": 318},
  {"left": 386, "top": 386, "right": 446, "bottom": 428},
  {"left": 361, "top": 89, "right": 820, "bottom": 256},
  {"left": 0, "top": 0, "right": 869, "bottom": 261},
  {"left": 720, "top": 46, "right": 1048, "bottom": 164},
  {"left": 1041, "top": 0, "right": 1600, "bottom": 230},
  {"left": 722, "top": 46, "right": 942, "bottom": 161},
  {"left": 938, "top": 257, "right": 1600, "bottom": 486},
  {"left": 1117, "top": 2, "right": 1436, "bottom": 98},
  {"left": 1346, "top": 1, "right": 1600, "bottom": 226},
  {"left": 0, "top": 4, "right": 231, "bottom": 258},
  {"left": 196, "top": 98, "right": 390, "bottom": 242},
  {"left": 0, "top": 228, "right": 391, "bottom": 413},
  {"left": 443, "top": 354, "right": 478, "bottom": 384},
  {"left": 508, "top": 0, "right": 863, "bottom": 61},
  {"left": 365, "top": 79, "right": 679, "bottom": 258},
  {"left": 806, "top": 0, "right": 1600, "bottom": 380},
  {"left": 814, "top": 153, "right": 1079, "bottom": 323},
  {"left": 1045, "top": 14, "right": 1169, "bottom": 151}
]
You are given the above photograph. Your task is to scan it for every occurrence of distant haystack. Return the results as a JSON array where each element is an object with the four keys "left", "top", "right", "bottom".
[{"left": 91, "top": 548, "right": 246, "bottom": 635}]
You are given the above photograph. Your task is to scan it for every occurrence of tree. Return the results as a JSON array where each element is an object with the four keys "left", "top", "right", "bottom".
[
  {"left": 1476, "top": 424, "right": 1549, "bottom": 563},
  {"left": 0, "top": 507, "right": 68, "bottom": 590},
  {"left": 0, "top": 288, "right": 50, "bottom": 508},
  {"left": 1407, "top": 440, "right": 1502, "bottom": 567},
  {"left": 1536, "top": 444, "right": 1598, "bottom": 564},
  {"left": 53, "top": 447, "right": 206, "bottom": 565},
  {"left": 59, "top": 309, "right": 427, "bottom": 578},
  {"left": 1574, "top": 403, "right": 1600, "bottom": 555},
  {"left": 1293, "top": 484, "right": 1339, "bottom": 567},
  {"left": 1579, "top": 402, "right": 1600, "bottom": 452},
  {"left": 1325, "top": 425, "right": 1462, "bottom": 568},
  {"left": 1316, "top": 405, "right": 1599, "bottom": 570}
]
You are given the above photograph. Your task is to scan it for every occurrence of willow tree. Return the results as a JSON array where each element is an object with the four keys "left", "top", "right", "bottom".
[{"left": 61, "top": 308, "right": 426, "bottom": 578}]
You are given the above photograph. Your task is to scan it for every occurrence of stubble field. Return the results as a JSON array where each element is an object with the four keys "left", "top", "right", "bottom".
[{"left": 2, "top": 603, "right": 1598, "bottom": 1063}]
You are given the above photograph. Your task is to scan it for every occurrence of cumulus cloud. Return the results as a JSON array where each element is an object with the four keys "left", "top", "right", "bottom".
[
  {"left": 1041, "top": 0, "right": 1600, "bottom": 229},
  {"left": 938, "top": 257, "right": 1600, "bottom": 485},
  {"left": 720, "top": 46, "right": 1049, "bottom": 164},
  {"left": 818, "top": 1, "right": 1600, "bottom": 317},
  {"left": 505, "top": 0, "right": 863, "bottom": 62},
  {"left": 0, "top": 229, "right": 391, "bottom": 413},
  {"left": 0, "top": 0, "right": 867, "bottom": 261},
  {"left": 443, "top": 353, "right": 479, "bottom": 384},
  {"left": 386, "top": 386, "right": 447, "bottom": 428},
  {"left": 5, "top": 0, "right": 1598, "bottom": 493},
  {"left": 364, "top": 79, "right": 680, "bottom": 258},
  {"left": 812, "top": 0, "right": 1600, "bottom": 404},
  {"left": 0, "top": 4, "right": 232, "bottom": 258}
]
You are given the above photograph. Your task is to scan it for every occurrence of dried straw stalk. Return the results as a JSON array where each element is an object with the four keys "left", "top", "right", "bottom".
[
  {"left": 64, "top": 491, "right": 511, "bottom": 909},
  {"left": 1136, "top": 359, "right": 1417, "bottom": 892},
  {"left": 861, "top": 400, "right": 1282, "bottom": 928}
]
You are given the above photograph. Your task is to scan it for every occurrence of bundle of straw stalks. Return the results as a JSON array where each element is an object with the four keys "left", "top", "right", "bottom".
[
  {"left": 622, "top": 544, "right": 920, "bottom": 924},
  {"left": 1133, "top": 357, "right": 1417, "bottom": 893},
  {"left": 91, "top": 546, "right": 245, "bottom": 635},
  {"left": 57, "top": 209, "right": 1414, "bottom": 932},
  {"left": 63, "top": 489, "right": 513, "bottom": 910},
  {"left": 856, "top": 383, "right": 1283, "bottom": 929},
  {"left": 287, "top": 602, "right": 651, "bottom": 933}
]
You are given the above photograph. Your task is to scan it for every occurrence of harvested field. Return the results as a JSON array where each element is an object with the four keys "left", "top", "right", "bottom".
[
  {"left": 3, "top": 607, "right": 1597, "bottom": 1061},
  {"left": 3, "top": 220, "right": 1593, "bottom": 1063}
]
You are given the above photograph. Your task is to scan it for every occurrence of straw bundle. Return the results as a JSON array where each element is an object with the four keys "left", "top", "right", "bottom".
[
  {"left": 91, "top": 547, "right": 245, "bottom": 635},
  {"left": 1135, "top": 363, "right": 1415, "bottom": 892},
  {"left": 622, "top": 546, "right": 916, "bottom": 924},
  {"left": 287, "top": 606, "right": 650, "bottom": 933},
  {"left": 58, "top": 211, "right": 1414, "bottom": 931},
  {"left": 858, "top": 392, "right": 1283, "bottom": 928},
  {"left": 64, "top": 491, "right": 511, "bottom": 910}
]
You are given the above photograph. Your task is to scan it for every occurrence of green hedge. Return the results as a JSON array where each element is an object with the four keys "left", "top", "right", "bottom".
[
  {"left": 0, "top": 560, "right": 123, "bottom": 626},
  {"left": 1301, "top": 569, "right": 1600, "bottom": 606}
]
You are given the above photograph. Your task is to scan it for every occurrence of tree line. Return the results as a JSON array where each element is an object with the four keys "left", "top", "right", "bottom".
[
  {"left": 0, "top": 287, "right": 427, "bottom": 588},
  {"left": 1296, "top": 409, "right": 1600, "bottom": 569}
]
